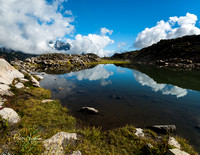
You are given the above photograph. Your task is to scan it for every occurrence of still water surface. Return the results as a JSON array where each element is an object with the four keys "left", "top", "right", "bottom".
[{"left": 40, "top": 64, "right": 200, "bottom": 151}]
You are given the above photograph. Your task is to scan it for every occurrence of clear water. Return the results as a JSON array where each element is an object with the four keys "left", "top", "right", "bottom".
[{"left": 40, "top": 64, "right": 200, "bottom": 151}]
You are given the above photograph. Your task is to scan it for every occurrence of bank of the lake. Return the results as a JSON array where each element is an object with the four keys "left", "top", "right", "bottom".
[{"left": 0, "top": 59, "right": 197, "bottom": 154}]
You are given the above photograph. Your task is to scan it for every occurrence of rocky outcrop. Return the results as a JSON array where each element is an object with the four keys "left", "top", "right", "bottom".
[
  {"left": 43, "top": 132, "right": 77, "bottom": 155},
  {"left": 0, "top": 107, "right": 21, "bottom": 124},
  {"left": 111, "top": 35, "right": 200, "bottom": 69},
  {"left": 11, "top": 53, "right": 99, "bottom": 73},
  {"left": 0, "top": 59, "right": 24, "bottom": 85}
]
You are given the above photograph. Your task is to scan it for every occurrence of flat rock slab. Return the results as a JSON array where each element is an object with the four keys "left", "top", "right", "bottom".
[
  {"left": 167, "top": 148, "right": 189, "bottom": 155},
  {"left": 80, "top": 107, "right": 99, "bottom": 115},
  {"left": 0, "top": 107, "right": 21, "bottom": 124},
  {"left": 168, "top": 137, "right": 181, "bottom": 149}
]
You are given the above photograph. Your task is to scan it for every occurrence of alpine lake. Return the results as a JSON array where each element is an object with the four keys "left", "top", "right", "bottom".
[{"left": 39, "top": 64, "right": 200, "bottom": 152}]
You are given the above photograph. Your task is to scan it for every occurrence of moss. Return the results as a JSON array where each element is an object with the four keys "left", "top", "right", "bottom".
[
  {"left": 87, "top": 59, "right": 130, "bottom": 65},
  {"left": 175, "top": 136, "right": 198, "bottom": 155},
  {"left": 1, "top": 78, "right": 197, "bottom": 154}
]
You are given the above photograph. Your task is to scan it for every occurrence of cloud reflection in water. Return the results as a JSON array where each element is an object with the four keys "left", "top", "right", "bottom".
[{"left": 133, "top": 70, "right": 188, "bottom": 98}]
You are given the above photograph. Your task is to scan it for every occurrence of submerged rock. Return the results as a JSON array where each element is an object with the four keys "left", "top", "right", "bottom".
[
  {"left": 80, "top": 107, "right": 99, "bottom": 115},
  {"left": 43, "top": 132, "right": 77, "bottom": 155},
  {"left": 0, "top": 107, "right": 21, "bottom": 124},
  {"left": 148, "top": 125, "right": 176, "bottom": 133}
]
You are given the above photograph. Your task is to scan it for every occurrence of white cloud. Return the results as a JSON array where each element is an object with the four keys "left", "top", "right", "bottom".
[
  {"left": 67, "top": 64, "right": 113, "bottom": 86},
  {"left": 65, "top": 10, "right": 72, "bottom": 15},
  {"left": 67, "top": 32, "right": 115, "bottom": 57},
  {"left": 134, "top": 13, "right": 200, "bottom": 49},
  {"left": 133, "top": 70, "right": 188, "bottom": 98},
  {"left": 117, "top": 42, "right": 126, "bottom": 48},
  {"left": 0, "top": 0, "right": 74, "bottom": 54},
  {"left": 101, "top": 28, "right": 113, "bottom": 36}
]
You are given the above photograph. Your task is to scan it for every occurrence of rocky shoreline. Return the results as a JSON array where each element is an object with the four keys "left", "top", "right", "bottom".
[
  {"left": 11, "top": 53, "right": 99, "bottom": 73},
  {"left": 0, "top": 58, "right": 197, "bottom": 154}
]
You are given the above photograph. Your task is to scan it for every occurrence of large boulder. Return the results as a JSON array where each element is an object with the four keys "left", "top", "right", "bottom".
[
  {"left": 43, "top": 132, "right": 77, "bottom": 155},
  {"left": 0, "top": 84, "right": 13, "bottom": 96},
  {"left": 0, "top": 107, "right": 21, "bottom": 125},
  {"left": 0, "top": 59, "right": 24, "bottom": 85}
]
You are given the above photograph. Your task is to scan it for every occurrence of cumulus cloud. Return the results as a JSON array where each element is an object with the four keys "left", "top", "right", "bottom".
[
  {"left": 133, "top": 70, "right": 188, "bottom": 98},
  {"left": 0, "top": 0, "right": 74, "bottom": 54},
  {"left": 67, "top": 32, "right": 115, "bottom": 57},
  {"left": 101, "top": 28, "right": 113, "bottom": 36},
  {"left": 67, "top": 64, "right": 113, "bottom": 81},
  {"left": 134, "top": 13, "right": 200, "bottom": 49}
]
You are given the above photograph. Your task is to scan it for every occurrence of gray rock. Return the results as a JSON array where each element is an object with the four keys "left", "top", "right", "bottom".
[
  {"left": 0, "top": 84, "right": 13, "bottom": 96},
  {"left": 15, "top": 82, "right": 24, "bottom": 89},
  {"left": 0, "top": 108, "right": 21, "bottom": 124},
  {"left": 30, "top": 76, "right": 40, "bottom": 87},
  {"left": 42, "top": 99, "right": 53, "bottom": 103},
  {"left": 167, "top": 148, "right": 189, "bottom": 155},
  {"left": 0, "top": 59, "right": 24, "bottom": 85},
  {"left": 168, "top": 137, "right": 181, "bottom": 149},
  {"left": 149, "top": 125, "right": 176, "bottom": 133},
  {"left": 80, "top": 107, "right": 99, "bottom": 114},
  {"left": 34, "top": 75, "right": 43, "bottom": 80},
  {"left": 43, "top": 132, "right": 77, "bottom": 155},
  {"left": 20, "top": 78, "right": 29, "bottom": 83},
  {"left": 135, "top": 128, "right": 145, "bottom": 137},
  {"left": 71, "top": 150, "right": 81, "bottom": 155}
]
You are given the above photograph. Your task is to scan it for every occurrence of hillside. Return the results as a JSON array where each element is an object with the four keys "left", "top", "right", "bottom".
[
  {"left": 111, "top": 35, "right": 200, "bottom": 64},
  {"left": 0, "top": 47, "right": 37, "bottom": 62}
]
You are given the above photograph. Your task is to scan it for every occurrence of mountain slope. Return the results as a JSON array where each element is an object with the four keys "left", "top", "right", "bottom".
[{"left": 112, "top": 35, "right": 200, "bottom": 63}]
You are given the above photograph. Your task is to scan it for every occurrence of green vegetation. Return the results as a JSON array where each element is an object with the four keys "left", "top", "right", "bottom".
[
  {"left": 87, "top": 58, "right": 130, "bottom": 65},
  {"left": 175, "top": 136, "right": 198, "bottom": 155},
  {"left": 0, "top": 82, "right": 197, "bottom": 154}
]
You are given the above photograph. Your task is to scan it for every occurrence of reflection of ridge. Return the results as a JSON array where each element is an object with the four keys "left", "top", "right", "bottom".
[
  {"left": 67, "top": 64, "right": 113, "bottom": 86},
  {"left": 133, "top": 70, "right": 188, "bottom": 98}
]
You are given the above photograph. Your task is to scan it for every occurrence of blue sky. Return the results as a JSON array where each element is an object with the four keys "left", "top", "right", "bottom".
[
  {"left": 1, "top": 0, "right": 200, "bottom": 56},
  {"left": 64, "top": 0, "right": 200, "bottom": 51}
]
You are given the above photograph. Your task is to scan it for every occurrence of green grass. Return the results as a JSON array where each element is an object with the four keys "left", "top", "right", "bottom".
[
  {"left": 175, "top": 136, "right": 198, "bottom": 155},
  {"left": 87, "top": 58, "right": 130, "bottom": 65},
  {"left": 0, "top": 80, "right": 197, "bottom": 154}
]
